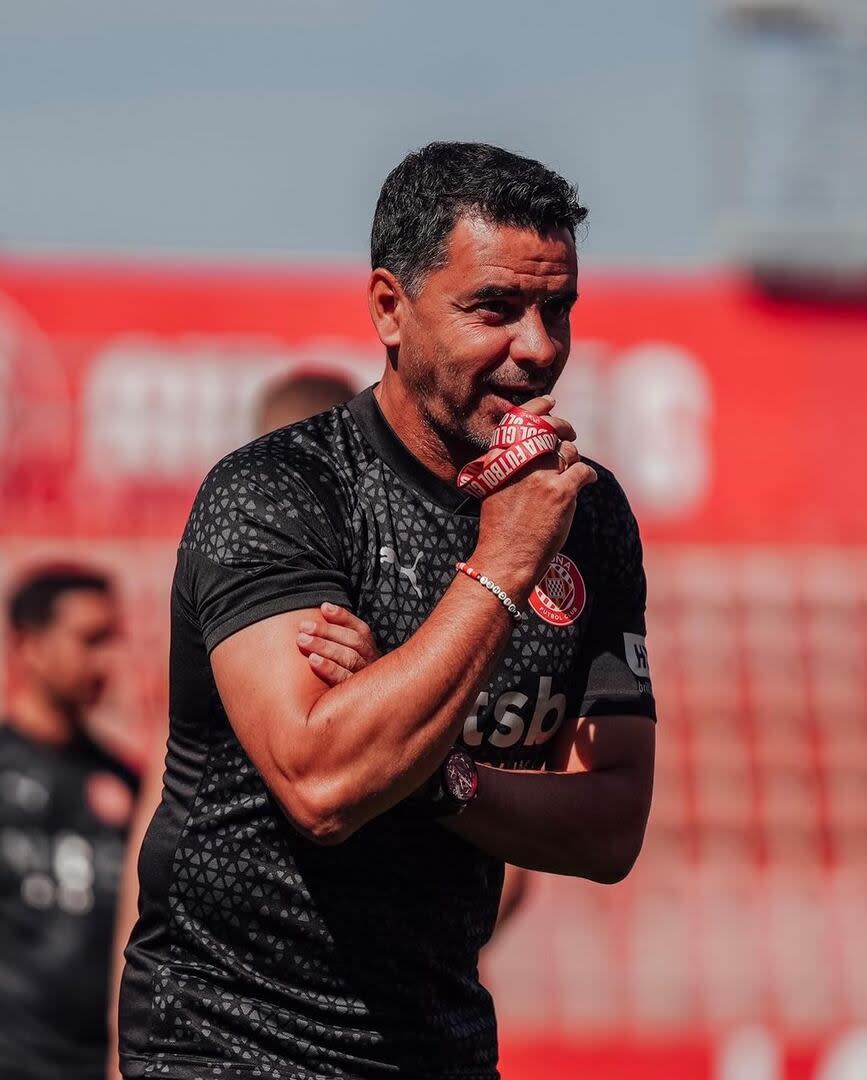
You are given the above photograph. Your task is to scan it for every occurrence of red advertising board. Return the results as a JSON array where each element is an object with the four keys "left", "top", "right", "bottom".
[{"left": 1, "top": 257, "right": 864, "bottom": 542}]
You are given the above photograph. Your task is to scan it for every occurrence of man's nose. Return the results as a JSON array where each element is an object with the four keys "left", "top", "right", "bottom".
[{"left": 510, "top": 309, "right": 558, "bottom": 369}]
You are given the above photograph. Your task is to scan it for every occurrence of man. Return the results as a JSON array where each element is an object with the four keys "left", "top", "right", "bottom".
[
  {"left": 0, "top": 566, "right": 137, "bottom": 1079},
  {"left": 119, "top": 142, "right": 656, "bottom": 1080}
]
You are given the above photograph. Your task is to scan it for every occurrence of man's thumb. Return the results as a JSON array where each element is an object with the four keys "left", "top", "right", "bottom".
[{"left": 519, "top": 395, "right": 556, "bottom": 416}]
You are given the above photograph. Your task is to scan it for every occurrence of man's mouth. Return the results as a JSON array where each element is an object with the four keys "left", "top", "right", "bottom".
[{"left": 486, "top": 386, "right": 548, "bottom": 407}]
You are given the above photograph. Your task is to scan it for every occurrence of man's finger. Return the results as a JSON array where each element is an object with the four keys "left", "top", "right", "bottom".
[
  {"left": 307, "top": 652, "right": 351, "bottom": 687},
  {"left": 297, "top": 633, "right": 362, "bottom": 674},
  {"left": 557, "top": 441, "right": 580, "bottom": 471},
  {"left": 300, "top": 618, "right": 362, "bottom": 651},
  {"left": 319, "top": 604, "right": 380, "bottom": 661},
  {"left": 547, "top": 417, "right": 577, "bottom": 442},
  {"left": 301, "top": 615, "right": 377, "bottom": 663},
  {"left": 518, "top": 395, "right": 556, "bottom": 416},
  {"left": 320, "top": 602, "right": 364, "bottom": 629},
  {"left": 502, "top": 398, "right": 574, "bottom": 441},
  {"left": 562, "top": 460, "right": 598, "bottom": 494}
]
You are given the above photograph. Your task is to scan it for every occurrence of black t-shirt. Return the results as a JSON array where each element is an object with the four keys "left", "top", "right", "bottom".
[
  {"left": 0, "top": 723, "right": 137, "bottom": 1080},
  {"left": 120, "top": 386, "right": 655, "bottom": 1080}
]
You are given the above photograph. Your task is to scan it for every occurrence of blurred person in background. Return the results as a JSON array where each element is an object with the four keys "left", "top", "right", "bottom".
[
  {"left": 254, "top": 368, "right": 358, "bottom": 436},
  {"left": 117, "top": 142, "right": 654, "bottom": 1080},
  {"left": 0, "top": 566, "right": 138, "bottom": 1080}
]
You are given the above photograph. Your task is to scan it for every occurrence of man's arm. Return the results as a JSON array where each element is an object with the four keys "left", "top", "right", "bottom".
[
  {"left": 288, "top": 604, "right": 536, "bottom": 933},
  {"left": 289, "top": 615, "right": 655, "bottom": 881},
  {"left": 444, "top": 712, "right": 655, "bottom": 882},
  {"left": 294, "top": 607, "right": 655, "bottom": 883},
  {"left": 211, "top": 582, "right": 514, "bottom": 846},
  {"left": 294, "top": 489, "right": 657, "bottom": 883},
  {"left": 443, "top": 463, "right": 656, "bottom": 883},
  {"left": 441, "top": 465, "right": 657, "bottom": 884}
]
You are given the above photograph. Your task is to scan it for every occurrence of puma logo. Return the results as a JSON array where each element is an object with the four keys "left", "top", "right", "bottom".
[{"left": 379, "top": 546, "right": 423, "bottom": 599}]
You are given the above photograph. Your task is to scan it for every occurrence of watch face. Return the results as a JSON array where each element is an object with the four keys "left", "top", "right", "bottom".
[{"left": 443, "top": 750, "right": 478, "bottom": 804}]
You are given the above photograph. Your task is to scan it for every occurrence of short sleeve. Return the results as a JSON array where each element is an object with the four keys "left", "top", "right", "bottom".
[
  {"left": 177, "top": 446, "right": 352, "bottom": 654},
  {"left": 577, "top": 471, "right": 657, "bottom": 722}
]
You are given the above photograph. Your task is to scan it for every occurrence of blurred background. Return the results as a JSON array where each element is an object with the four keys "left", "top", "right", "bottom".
[{"left": 1, "top": 1, "right": 866, "bottom": 1077}]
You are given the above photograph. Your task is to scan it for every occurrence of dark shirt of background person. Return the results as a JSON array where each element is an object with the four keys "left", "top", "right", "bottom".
[{"left": 0, "top": 566, "right": 138, "bottom": 1080}]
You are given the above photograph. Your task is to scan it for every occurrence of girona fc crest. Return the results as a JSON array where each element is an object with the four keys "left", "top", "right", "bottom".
[{"left": 530, "top": 553, "right": 586, "bottom": 626}]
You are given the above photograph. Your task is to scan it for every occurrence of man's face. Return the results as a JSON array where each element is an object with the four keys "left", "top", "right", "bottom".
[
  {"left": 20, "top": 590, "right": 120, "bottom": 710},
  {"left": 396, "top": 215, "right": 578, "bottom": 452}
]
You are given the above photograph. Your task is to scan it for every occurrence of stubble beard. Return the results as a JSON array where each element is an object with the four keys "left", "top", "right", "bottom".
[
  {"left": 415, "top": 381, "right": 492, "bottom": 462},
  {"left": 402, "top": 343, "right": 493, "bottom": 462}
]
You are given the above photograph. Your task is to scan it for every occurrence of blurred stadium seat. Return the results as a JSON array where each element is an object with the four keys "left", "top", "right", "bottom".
[{"left": 486, "top": 545, "right": 867, "bottom": 1037}]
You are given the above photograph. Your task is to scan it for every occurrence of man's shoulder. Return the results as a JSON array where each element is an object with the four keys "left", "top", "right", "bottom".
[
  {"left": 205, "top": 403, "right": 363, "bottom": 492},
  {"left": 0, "top": 721, "right": 36, "bottom": 760},
  {"left": 193, "top": 404, "right": 367, "bottom": 513},
  {"left": 180, "top": 404, "right": 364, "bottom": 563},
  {"left": 0, "top": 723, "right": 59, "bottom": 807}
]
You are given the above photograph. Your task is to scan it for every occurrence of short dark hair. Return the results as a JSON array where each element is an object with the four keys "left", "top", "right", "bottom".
[
  {"left": 371, "top": 142, "right": 588, "bottom": 294},
  {"left": 8, "top": 566, "right": 113, "bottom": 632}
]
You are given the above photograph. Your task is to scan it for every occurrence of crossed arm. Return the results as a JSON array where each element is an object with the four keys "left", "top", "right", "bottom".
[
  {"left": 212, "top": 599, "right": 654, "bottom": 882},
  {"left": 210, "top": 576, "right": 519, "bottom": 846},
  {"left": 446, "top": 712, "right": 654, "bottom": 882}
]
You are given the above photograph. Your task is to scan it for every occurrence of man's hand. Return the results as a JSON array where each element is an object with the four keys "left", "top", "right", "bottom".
[
  {"left": 471, "top": 396, "right": 597, "bottom": 604},
  {"left": 296, "top": 603, "right": 380, "bottom": 685}
]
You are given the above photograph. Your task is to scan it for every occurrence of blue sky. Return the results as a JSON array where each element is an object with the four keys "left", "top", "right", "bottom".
[{"left": 0, "top": 1, "right": 713, "bottom": 262}]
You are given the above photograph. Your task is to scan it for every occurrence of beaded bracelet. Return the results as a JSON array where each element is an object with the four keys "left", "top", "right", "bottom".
[{"left": 455, "top": 561, "right": 526, "bottom": 625}]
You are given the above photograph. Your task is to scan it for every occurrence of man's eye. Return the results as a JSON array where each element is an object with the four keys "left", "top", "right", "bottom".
[{"left": 478, "top": 300, "right": 513, "bottom": 317}]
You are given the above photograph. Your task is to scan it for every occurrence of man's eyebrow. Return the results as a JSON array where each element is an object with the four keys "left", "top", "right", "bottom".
[
  {"left": 469, "top": 285, "right": 580, "bottom": 303},
  {"left": 471, "top": 285, "right": 523, "bottom": 302},
  {"left": 547, "top": 289, "right": 579, "bottom": 304}
]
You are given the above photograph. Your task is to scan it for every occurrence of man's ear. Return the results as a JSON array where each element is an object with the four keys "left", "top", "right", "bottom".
[{"left": 368, "top": 268, "right": 406, "bottom": 349}]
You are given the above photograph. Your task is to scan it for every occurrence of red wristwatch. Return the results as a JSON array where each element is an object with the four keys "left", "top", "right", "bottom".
[
  {"left": 430, "top": 747, "right": 479, "bottom": 817},
  {"left": 404, "top": 746, "right": 479, "bottom": 819}
]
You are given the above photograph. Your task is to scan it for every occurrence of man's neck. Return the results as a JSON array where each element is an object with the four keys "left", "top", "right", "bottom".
[
  {"left": 6, "top": 686, "right": 80, "bottom": 747},
  {"left": 374, "top": 375, "right": 468, "bottom": 486}
]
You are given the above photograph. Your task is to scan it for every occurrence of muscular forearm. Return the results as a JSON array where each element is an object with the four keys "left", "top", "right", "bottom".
[
  {"left": 276, "top": 570, "right": 530, "bottom": 840},
  {"left": 445, "top": 763, "right": 652, "bottom": 882}
]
